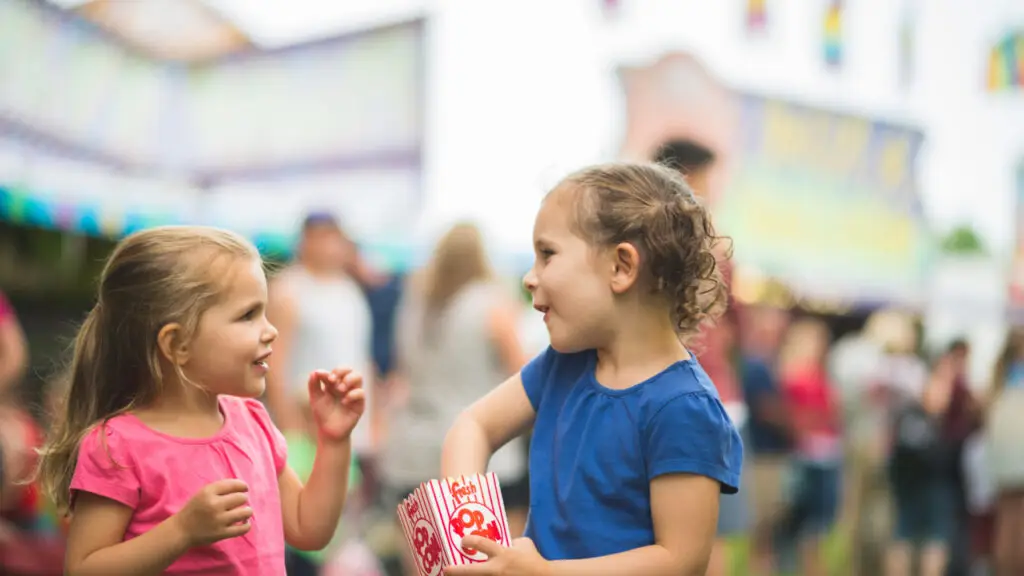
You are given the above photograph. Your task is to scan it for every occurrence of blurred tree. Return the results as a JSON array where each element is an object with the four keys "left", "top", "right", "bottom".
[{"left": 939, "top": 225, "right": 986, "bottom": 255}]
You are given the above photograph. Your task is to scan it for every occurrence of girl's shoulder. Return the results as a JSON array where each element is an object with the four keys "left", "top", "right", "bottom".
[{"left": 77, "top": 414, "right": 142, "bottom": 467}]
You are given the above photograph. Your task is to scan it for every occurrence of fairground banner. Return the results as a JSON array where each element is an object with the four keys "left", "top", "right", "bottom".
[
  {"left": 618, "top": 52, "right": 930, "bottom": 306},
  {"left": 715, "top": 95, "right": 929, "bottom": 305}
]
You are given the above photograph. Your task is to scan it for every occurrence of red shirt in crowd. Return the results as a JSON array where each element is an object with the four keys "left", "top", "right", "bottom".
[{"left": 782, "top": 365, "right": 842, "bottom": 462}]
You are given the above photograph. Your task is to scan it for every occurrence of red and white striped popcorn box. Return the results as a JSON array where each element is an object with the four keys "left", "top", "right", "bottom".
[
  {"left": 397, "top": 490, "right": 449, "bottom": 576},
  {"left": 421, "top": 472, "right": 512, "bottom": 567}
]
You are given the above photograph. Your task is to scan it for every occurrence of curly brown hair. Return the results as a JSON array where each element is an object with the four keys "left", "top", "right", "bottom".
[{"left": 555, "top": 161, "right": 731, "bottom": 339}]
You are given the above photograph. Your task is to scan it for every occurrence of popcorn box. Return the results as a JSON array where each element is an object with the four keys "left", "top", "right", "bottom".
[
  {"left": 398, "top": 490, "right": 448, "bottom": 576},
  {"left": 397, "top": 472, "right": 511, "bottom": 571}
]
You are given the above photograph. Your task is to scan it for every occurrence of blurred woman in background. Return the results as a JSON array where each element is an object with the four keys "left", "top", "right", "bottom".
[
  {"left": 382, "top": 222, "right": 530, "bottom": 574},
  {"left": 986, "top": 329, "right": 1024, "bottom": 576},
  {"left": 777, "top": 318, "right": 842, "bottom": 576}
]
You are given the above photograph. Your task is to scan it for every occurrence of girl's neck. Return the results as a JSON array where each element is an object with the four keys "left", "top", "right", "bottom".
[
  {"left": 595, "top": 314, "right": 690, "bottom": 390},
  {"left": 134, "top": 381, "right": 223, "bottom": 436}
]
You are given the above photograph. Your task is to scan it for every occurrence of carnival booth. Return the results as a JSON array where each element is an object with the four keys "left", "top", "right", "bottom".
[{"left": 618, "top": 52, "right": 932, "bottom": 331}]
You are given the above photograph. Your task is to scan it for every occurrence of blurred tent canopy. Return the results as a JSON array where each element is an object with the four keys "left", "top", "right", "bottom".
[
  {"left": 43, "top": 0, "right": 427, "bottom": 62},
  {"left": 1, "top": 0, "right": 426, "bottom": 266}
]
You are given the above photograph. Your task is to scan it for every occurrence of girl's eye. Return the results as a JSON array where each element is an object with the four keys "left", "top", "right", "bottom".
[
  {"left": 240, "top": 308, "right": 258, "bottom": 321},
  {"left": 540, "top": 249, "right": 555, "bottom": 259}
]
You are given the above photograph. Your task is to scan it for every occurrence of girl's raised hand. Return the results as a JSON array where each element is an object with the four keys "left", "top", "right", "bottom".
[{"left": 307, "top": 368, "right": 365, "bottom": 443}]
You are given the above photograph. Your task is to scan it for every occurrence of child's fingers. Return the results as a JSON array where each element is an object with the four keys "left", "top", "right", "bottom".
[
  {"left": 307, "top": 370, "right": 330, "bottom": 397},
  {"left": 223, "top": 519, "right": 253, "bottom": 539},
  {"left": 218, "top": 491, "right": 249, "bottom": 511},
  {"left": 342, "top": 371, "right": 363, "bottom": 389},
  {"left": 223, "top": 506, "right": 254, "bottom": 526},
  {"left": 209, "top": 478, "right": 249, "bottom": 495},
  {"left": 341, "top": 388, "right": 366, "bottom": 406},
  {"left": 330, "top": 367, "right": 354, "bottom": 381}
]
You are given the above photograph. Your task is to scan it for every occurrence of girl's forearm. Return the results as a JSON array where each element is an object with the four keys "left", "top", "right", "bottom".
[
  {"left": 549, "top": 544, "right": 703, "bottom": 576},
  {"left": 67, "top": 516, "right": 191, "bottom": 576},
  {"left": 440, "top": 412, "right": 492, "bottom": 477},
  {"left": 292, "top": 438, "right": 351, "bottom": 551}
]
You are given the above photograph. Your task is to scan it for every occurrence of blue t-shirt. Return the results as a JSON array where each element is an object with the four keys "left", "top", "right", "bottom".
[
  {"left": 521, "top": 347, "right": 744, "bottom": 561},
  {"left": 741, "top": 355, "right": 791, "bottom": 455}
]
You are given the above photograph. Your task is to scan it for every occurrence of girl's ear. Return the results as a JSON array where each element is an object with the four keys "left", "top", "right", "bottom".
[
  {"left": 156, "top": 323, "right": 188, "bottom": 365},
  {"left": 609, "top": 242, "right": 641, "bottom": 295}
]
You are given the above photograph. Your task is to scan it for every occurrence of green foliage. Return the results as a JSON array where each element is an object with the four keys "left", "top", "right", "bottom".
[{"left": 939, "top": 225, "right": 985, "bottom": 255}]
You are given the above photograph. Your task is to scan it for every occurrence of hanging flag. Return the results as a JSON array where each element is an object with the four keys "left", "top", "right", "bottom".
[
  {"left": 986, "top": 31, "right": 1023, "bottom": 92},
  {"left": 746, "top": 0, "right": 767, "bottom": 34},
  {"left": 897, "top": 4, "right": 915, "bottom": 88},
  {"left": 823, "top": 0, "right": 843, "bottom": 69}
]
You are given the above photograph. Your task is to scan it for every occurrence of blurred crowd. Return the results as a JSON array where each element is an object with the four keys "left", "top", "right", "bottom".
[{"left": 1, "top": 214, "right": 1023, "bottom": 576}]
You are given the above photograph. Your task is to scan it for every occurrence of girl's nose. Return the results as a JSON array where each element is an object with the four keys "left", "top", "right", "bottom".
[
  {"left": 522, "top": 269, "right": 538, "bottom": 292},
  {"left": 264, "top": 321, "right": 279, "bottom": 343}
]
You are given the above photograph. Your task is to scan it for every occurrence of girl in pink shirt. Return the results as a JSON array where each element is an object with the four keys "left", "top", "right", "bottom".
[{"left": 34, "top": 226, "right": 365, "bottom": 575}]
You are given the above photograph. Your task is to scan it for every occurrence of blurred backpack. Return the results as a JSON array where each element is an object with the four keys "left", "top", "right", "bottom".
[{"left": 889, "top": 400, "right": 946, "bottom": 486}]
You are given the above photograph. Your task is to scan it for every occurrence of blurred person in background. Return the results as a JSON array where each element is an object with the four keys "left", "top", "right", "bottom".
[
  {"left": 886, "top": 349, "right": 960, "bottom": 576},
  {"left": 0, "top": 290, "right": 27, "bottom": 399},
  {"left": 829, "top": 309, "right": 911, "bottom": 575},
  {"left": 0, "top": 289, "right": 28, "bottom": 508},
  {"left": 267, "top": 212, "right": 376, "bottom": 449},
  {"left": 777, "top": 318, "right": 842, "bottom": 576},
  {"left": 984, "top": 329, "right": 1024, "bottom": 576},
  {"left": 265, "top": 213, "right": 379, "bottom": 572},
  {"left": 940, "top": 339, "right": 982, "bottom": 576},
  {"left": 656, "top": 139, "right": 750, "bottom": 576},
  {"left": 0, "top": 290, "right": 57, "bottom": 575},
  {"left": 382, "top": 222, "right": 530, "bottom": 574},
  {"left": 739, "top": 304, "right": 793, "bottom": 575}
]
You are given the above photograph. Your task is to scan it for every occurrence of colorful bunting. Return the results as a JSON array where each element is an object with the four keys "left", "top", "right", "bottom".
[{"left": 823, "top": 0, "right": 843, "bottom": 69}]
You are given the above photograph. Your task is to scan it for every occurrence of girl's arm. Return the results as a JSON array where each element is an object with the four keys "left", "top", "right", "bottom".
[
  {"left": 549, "top": 474, "right": 720, "bottom": 576},
  {"left": 448, "top": 474, "right": 720, "bottom": 576},
  {"left": 276, "top": 369, "right": 363, "bottom": 551},
  {"left": 278, "top": 438, "right": 352, "bottom": 551},
  {"left": 66, "top": 480, "right": 253, "bottom": 576},
  {"left": 65, "top": 493, "right": 190, "bottom": 575},
  {"left": 441, "top": 373, "right": 536, "bottom": 477}
]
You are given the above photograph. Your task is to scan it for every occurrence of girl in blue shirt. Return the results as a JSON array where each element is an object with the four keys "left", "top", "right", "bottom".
[{"left": 441, "top": 162, "right": 744, "bottom": 576}]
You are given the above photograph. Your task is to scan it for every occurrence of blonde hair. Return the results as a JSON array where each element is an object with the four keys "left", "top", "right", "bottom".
[
  {"left": 419, "top": 222, "right": 493, "bottom": 320},
  {"left": 36, "top": 225, "right": 260, "bottom": 511},
  {"left": 555, "top": 161, "right": 730, "bottom": 339}
]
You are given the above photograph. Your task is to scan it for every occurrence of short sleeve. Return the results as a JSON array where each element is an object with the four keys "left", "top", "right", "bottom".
[
  {"left": 245, "top": 399, "right": 288, "bottom": 475},
  {"left": 644, "top": 392, "right": 744, "bottom": 494},
  {"left": 520, "top": 346, "right": 558, "bottom": 410},
  {"left": 70, "top": 424, "right": 141, "bottom": 508}
]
